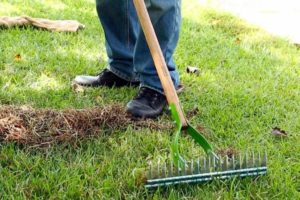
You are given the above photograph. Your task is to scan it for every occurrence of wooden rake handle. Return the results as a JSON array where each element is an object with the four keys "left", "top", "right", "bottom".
[{"left": 133, "top": 0, "right": 187, "bottom": 127}]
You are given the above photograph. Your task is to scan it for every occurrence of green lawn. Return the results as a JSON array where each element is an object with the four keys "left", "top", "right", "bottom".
[{"left": 0, "top": 0, "right": 299, "bottom": 199}]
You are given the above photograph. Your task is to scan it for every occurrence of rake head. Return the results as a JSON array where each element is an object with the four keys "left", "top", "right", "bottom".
[
  {"left": 145, "top": 152, "right": 267, "bottom": 188},
  {"left": 145, "top": 104, "right": 268, "bottom": 188}
]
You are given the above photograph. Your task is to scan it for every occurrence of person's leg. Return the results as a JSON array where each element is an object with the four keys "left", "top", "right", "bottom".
[
  {"left": 133, "top": 0, "right": 181, "bottom": 93},
  {"left": 126, "top": 0, "right": 181, "bottom": 118},
  {"left": 97, "top": 0, "right": 139, "bottom": 82},
  {"left": 74, "top": 0, "right": 140, "bottom": 87}
]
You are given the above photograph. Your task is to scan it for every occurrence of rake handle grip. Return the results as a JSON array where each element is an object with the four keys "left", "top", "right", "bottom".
[{"left": 133, "top": 0, "right": 187, "bottom": 127}]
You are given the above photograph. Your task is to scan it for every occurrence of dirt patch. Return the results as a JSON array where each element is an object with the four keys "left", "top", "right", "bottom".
[
  {"left": 186, "top": 107, "right": 200, "bottom": 118},
  {"left": 216, "top": 147, "right": 238, "bottom": 159},
  {"left": 0, "top": 105, "right": 172, "bottom": 147}
]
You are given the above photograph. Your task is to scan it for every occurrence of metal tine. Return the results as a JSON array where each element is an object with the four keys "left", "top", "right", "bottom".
[
  {"left": 239, "top": 153, "right": 242, "bottom": 169},
  {"left": 225, "top": 155, "right": 229, "bottom": 170},
  {"left": 250, "top": 151, "right": 253, "bottom": 167},
  {"left": 203, "top": 157, "right": 207, "bottom": 173},
  {"left": 211, "top": 155, "right": 214, "bottom": 172},
  {"left": 222, "top": 155, "right": 228, "bottom": 171},
  {"left": 252, "top": 151, "right": 255, "bottom": 168},
  {"left": 220, "top": 155, "right": 224, "bottom": 171},
  {"left": 177, "top": 160, "right": 181, "bottom": 176},
  {"left": 157, "top": 160, "right": 160, "bottom": 178},
  {"left": 231, "top": 154, "right": 235, "bottom": 170},
  {"left": 208, "top": 156, "right": 211, "bottom": 172},
  {"left": 263, "top": 151, "right": 268, "bottom": 166},
  {"left": 245, "top": 152, "right": 250, "bottom": 177},
  {"left": 219, "top": 154, "right": 224, "bottom": 170},
  {"left": 245, "top": 152, "right": 248, "bottom": 169},
  {"left": 191, "top": 159, "right": 194, "bottom": 175},
  {"left": 218, "top": 156, "right": 223, "bottom": 172},
  {"left": 213, "top": 155, "right": 216, "bottom": 172},
  {"left": 197, "top": 158, "right": 200, "bottom": 174},
  {"left": 164, "top": 161, "right": 167, "bottom": 178},
  {"left": 170, "top": 160, "right": 173, "bottom": 178},
  {"left": 220, "top": 156, "right": 225, "bottom": 171},
  {"left": 149, "top": 161, "right": 153, "bottom": 179},
  {"left": 258, "top": 151, "right": 261, "bottom": 167}
]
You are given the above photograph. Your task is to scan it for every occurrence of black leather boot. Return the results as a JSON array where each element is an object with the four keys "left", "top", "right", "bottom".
[
  {"left": 126, "top": 87, "right": 167, "bottom": 118},
  {"left": 73, "top": 69, "right": 140, "bottom": 87}
]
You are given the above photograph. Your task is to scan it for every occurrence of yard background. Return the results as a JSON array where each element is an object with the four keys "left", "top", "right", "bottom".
[{"left": 0, "top": 0, "right": 299, "bottom": 199}]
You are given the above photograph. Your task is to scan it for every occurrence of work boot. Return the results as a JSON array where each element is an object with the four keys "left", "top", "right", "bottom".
[
  {"left": 73, "top": 69, "right": 140, "bottom": 88},
  {"left": 126, "top": 87, "right": 167, "bottom": 118}
]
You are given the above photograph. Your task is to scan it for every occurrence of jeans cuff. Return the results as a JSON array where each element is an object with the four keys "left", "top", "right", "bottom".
[
  {"left": 107, "top": 65, "right": 131, "bottom": 81},
  {"left": 140, "top": 83, "right": 165, "bottom": 95},
  {"left": 107, "top": 65, "right": 139, "bottom": 82}
]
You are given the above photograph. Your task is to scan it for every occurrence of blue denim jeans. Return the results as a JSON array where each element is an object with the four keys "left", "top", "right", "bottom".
[{"left": 96, "top": 0, "right": 181, "bottom": 93}]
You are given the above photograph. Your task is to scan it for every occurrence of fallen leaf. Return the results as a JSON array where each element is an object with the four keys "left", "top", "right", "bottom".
[
  {"left": 217, "top": 148, "right": 238, "bottom": 159},
  {"left": 272, "top": 127, "right": 288, "bottom": 137},
  {"left": 71, "top": 82, "right": 85, "bottom": 93},
  {"left": 196, "top": 125, "right": 206, "bottom": 133},
  {"left": 235, "top": 37, "right": 241, "bottom": 44},
  {"left": 186, "top": 66, "right": 200, "bottom": 75},
  {"left": 14, "top": 54, "right": 22, "bottom": 61},
  {"left": 187, "top": 107, "right": 199, "bottom": 118}
]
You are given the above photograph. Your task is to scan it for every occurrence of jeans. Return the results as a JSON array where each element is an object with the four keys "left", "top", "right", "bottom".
[{"left": 96, "top": 0, "right": 181, "bottom": 93}]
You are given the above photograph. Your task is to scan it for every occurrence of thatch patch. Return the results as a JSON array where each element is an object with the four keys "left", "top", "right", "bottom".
[{"left": 0, "top": 105, "right": 172, "bottom": 147}]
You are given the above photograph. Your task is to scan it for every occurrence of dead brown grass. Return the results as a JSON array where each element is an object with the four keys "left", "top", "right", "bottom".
[{"left": 0, "top": 105, "right": 172, "bottom": 147}]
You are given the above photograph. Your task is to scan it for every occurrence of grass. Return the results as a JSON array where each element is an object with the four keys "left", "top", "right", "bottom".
[{"left": 0, "top": 0, "right": 299, "bottom": 199}]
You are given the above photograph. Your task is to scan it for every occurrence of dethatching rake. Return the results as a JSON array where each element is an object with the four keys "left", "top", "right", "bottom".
[{"left": 133, "top": 0, "right": 267, "bottom": 188}]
